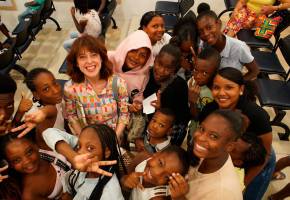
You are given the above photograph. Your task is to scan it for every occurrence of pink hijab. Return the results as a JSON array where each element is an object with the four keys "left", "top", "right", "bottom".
[{"left": 108, "top": 30, "right": 153, "bottom": 100}]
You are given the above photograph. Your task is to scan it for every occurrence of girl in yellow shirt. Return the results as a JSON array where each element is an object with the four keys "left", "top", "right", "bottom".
[{"left": 224, "top": 0, "right": 290, "bottom": 37}]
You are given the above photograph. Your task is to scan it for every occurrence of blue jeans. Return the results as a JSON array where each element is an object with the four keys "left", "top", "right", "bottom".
[
  {"left": 63, "top": 31, "right": 79, "bottom": 52},
  {"left": 244, "top": 148, "right": 276, "bottom": 200},
  {"left": 18, "top": 8, "right": 36, "bottom": 21}
]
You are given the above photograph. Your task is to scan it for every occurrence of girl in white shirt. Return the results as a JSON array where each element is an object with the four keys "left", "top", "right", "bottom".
[{"left": 63, "top": 0, "right": 102, "bottom": 51}]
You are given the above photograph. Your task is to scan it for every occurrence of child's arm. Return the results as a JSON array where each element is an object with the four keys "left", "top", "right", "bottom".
[
  {"left": 127, "top": 151, "right": 151, "bottom": 173},
  {"left": 121, "top": 171, "right": 145, "bottom": 190},
  {"left": 43, "top": 128, "right": 117, "bottom": 175},
  {"left": 244, "top": 60, "right": 260, "bottom": 81},
  {"left": 12, "top": 105, "right": 57, "bottom": 137},
  {"left": 12, "top": 93, "right": 33, "bottom": 126},
  {"left": 70, "top": 7, "right": 87, "bottom": 33}
]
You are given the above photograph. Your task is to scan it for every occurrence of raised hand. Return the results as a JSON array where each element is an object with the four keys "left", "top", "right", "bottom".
[
  {"left": 188, "top": 78, "right": 201, "bottom": 104},
  {"left": 73, "top": 153, "right": 117, "bottom": 176},
  {"left": 129, "top": 100, "right": 143, "bottom": 113},
  {"left": 122, "top": 172, "right": 145, "bottom": 190},
  {"left": 12, "top": 109, "right": 47, "bottom": 137},
  {"left": 0, "top": 164, "right": 8, "bottom": 183},
  {"left": 169, "top": 173, "right": 189, "bottom": 199}
]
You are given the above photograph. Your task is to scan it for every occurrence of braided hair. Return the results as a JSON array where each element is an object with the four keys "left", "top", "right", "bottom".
[{"left": 68, "top": 124, "right": 125, "bottom": 200}]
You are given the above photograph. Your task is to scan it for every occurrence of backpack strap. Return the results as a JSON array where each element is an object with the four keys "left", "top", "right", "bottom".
[
  {"left": 112, "top": 75, "right": 119, "bottom": 102},
  {"left": 112, "top": 75, "right": 120, "bottom": 115}
]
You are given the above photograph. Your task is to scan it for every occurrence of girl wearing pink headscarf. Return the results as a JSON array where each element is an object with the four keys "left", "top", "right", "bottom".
[{"left": 108, "top": 30, "right": 153, "bottom": 112}]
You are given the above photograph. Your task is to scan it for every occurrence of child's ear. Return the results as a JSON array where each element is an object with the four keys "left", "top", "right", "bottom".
[
  {"left": 225, "top": 142, "right": 235, "bottom": 153},
  {"left": 232, "top": 159, "right": 244, "bottom": 167},
  {"left": 104, "top": 147, "right": 111, "bottom": 159}
]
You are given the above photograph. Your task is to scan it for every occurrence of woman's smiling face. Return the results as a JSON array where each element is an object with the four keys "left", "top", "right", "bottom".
[
  {"left": 77, "top": 48, "right": 102, "bottom": 79},
  {"left": 211, "top": 74, "right": 244, "bottom": 109}
]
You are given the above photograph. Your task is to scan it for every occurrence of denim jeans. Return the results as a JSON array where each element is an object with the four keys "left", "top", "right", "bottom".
[
  {"left": 244, "top": 148, "right": 276, "bottom": 200},
  {"left": 18, "top": 8, "right": 36, "bottom": 21},
  {"left": 63, "top": 31, "right": 79, "bottom": 52}
]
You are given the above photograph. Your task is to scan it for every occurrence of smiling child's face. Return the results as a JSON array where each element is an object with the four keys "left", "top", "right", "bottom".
[
  {"left": 5, "top": 139, "right": 40, "bottom": 174},
  {"left": 143, "top": 151, "right": 183, "bottom": 186}
]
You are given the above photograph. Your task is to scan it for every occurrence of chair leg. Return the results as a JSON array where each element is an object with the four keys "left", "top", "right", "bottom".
[
  {"left": 48, "top": 17, "right": 61, "bottom": 31},
  {"left": 13, "top": 64, "right": 28, "bottom": 77},
  {"left": 271, "top": 108, "right": 290, "bottom": 141},
  {"left": 111, "top": 17, "right": 117, "bottom": 29}
]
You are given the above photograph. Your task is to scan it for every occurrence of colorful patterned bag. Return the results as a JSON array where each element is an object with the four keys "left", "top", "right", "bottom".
[{"left": 254, "top": 15, "right": 282, "bottom": 39}]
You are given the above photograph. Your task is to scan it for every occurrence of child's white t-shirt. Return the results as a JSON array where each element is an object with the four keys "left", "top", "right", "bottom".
[{"left": 77, "top": 9, "right": 102, "bottom": 37}]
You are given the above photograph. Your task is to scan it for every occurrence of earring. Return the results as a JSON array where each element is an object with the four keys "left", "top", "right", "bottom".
[
  {"left": 32, "top": 97, "right": 40, "bottom": 103},
  {"left": 240, "top": 92, "right": 243, "bottom": 95}
]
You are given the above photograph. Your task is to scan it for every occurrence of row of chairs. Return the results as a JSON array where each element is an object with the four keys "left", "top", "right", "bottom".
[
  {"left": 255, "top": 34, "right": 290, "bottom": 141},
  {"left": 218, "top": 0, "right": 290, "bottom": 140},
  {"left": 154, "top": 0, "right": 195, "bottom": 34},
  {"left": 0, "top": 0, "right": 61, "bottom": 76}
]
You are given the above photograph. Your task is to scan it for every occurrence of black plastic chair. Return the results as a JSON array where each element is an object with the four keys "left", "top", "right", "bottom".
[
  {"left": 41, "top": 0, "right": 61, "bottom": 31},
  {"left": 12, "top": 17, "right": 33, "bottom": 58},
  {"left": 237, "top": 10, "right": 290, "bottom": 50},
  {"left": 161, "top": 0, "right": 195, "bottom": 33},
  {"left": 29, "top": 8, "right": 44, "bottom": 39},
  {"left": 56, "top": 79, "right": 68, "bottom": 91},
  {"left": 256, "top": 77, "right": 290, "bottom": 140},
  {"left": 164, "top": 10, "right": 196, "bottom": 33},
  {"left": 0, "top": 44, "right": 27, "bottom": 76},
  {"left": 218, "top": 0, "right": 238, "bottom": 18},
  {"left": 156, "top": 0, "right": 194, "bottom": 18},
  {"left": 58, "top": 59, "right": 67, "bottom": 74},
  {"left": 252, "top": 34, "right": 290, "bottom": 79},
  {"left": 155, "top": 0, "right": 181, "bottom": 16}
]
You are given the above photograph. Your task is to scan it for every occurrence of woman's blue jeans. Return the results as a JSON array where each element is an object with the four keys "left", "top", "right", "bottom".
[{"left": 244, "top": 148, "right": 276, "bottom": 200}]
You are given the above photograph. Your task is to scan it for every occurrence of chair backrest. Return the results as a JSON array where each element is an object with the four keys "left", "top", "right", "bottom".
[
  {"left": 106, "top": 0, "right": 117, "bottom": 16},
  {"left": 278, "top": 34, "right": 290, "bottom": 68},
  {"left": 0, "top": 46, "right": 14, "bottom": 69},
  {"left": 30, "top": 8, "right": 43, "bottom": 28},
  {"left": 14, "top": 18, "right": 32, "bottom": 47},
  {"left": 224, "top": 0, "right": 238, "bottom": 10},
  {"left": 41, "top": 0, "right": 53, "bottom": 16},
  {"left": 180, "top": 0, "right": 194, "bottom": 17}
]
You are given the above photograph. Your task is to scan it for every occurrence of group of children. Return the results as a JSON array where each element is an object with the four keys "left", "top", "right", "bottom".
[{"left": 0, "top": 3, "right": 281, "bottom": 200}]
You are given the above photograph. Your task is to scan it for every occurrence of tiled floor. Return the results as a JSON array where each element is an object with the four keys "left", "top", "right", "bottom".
[{"left": 1, "top": 1, "right": 290, "bottom": 199}]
